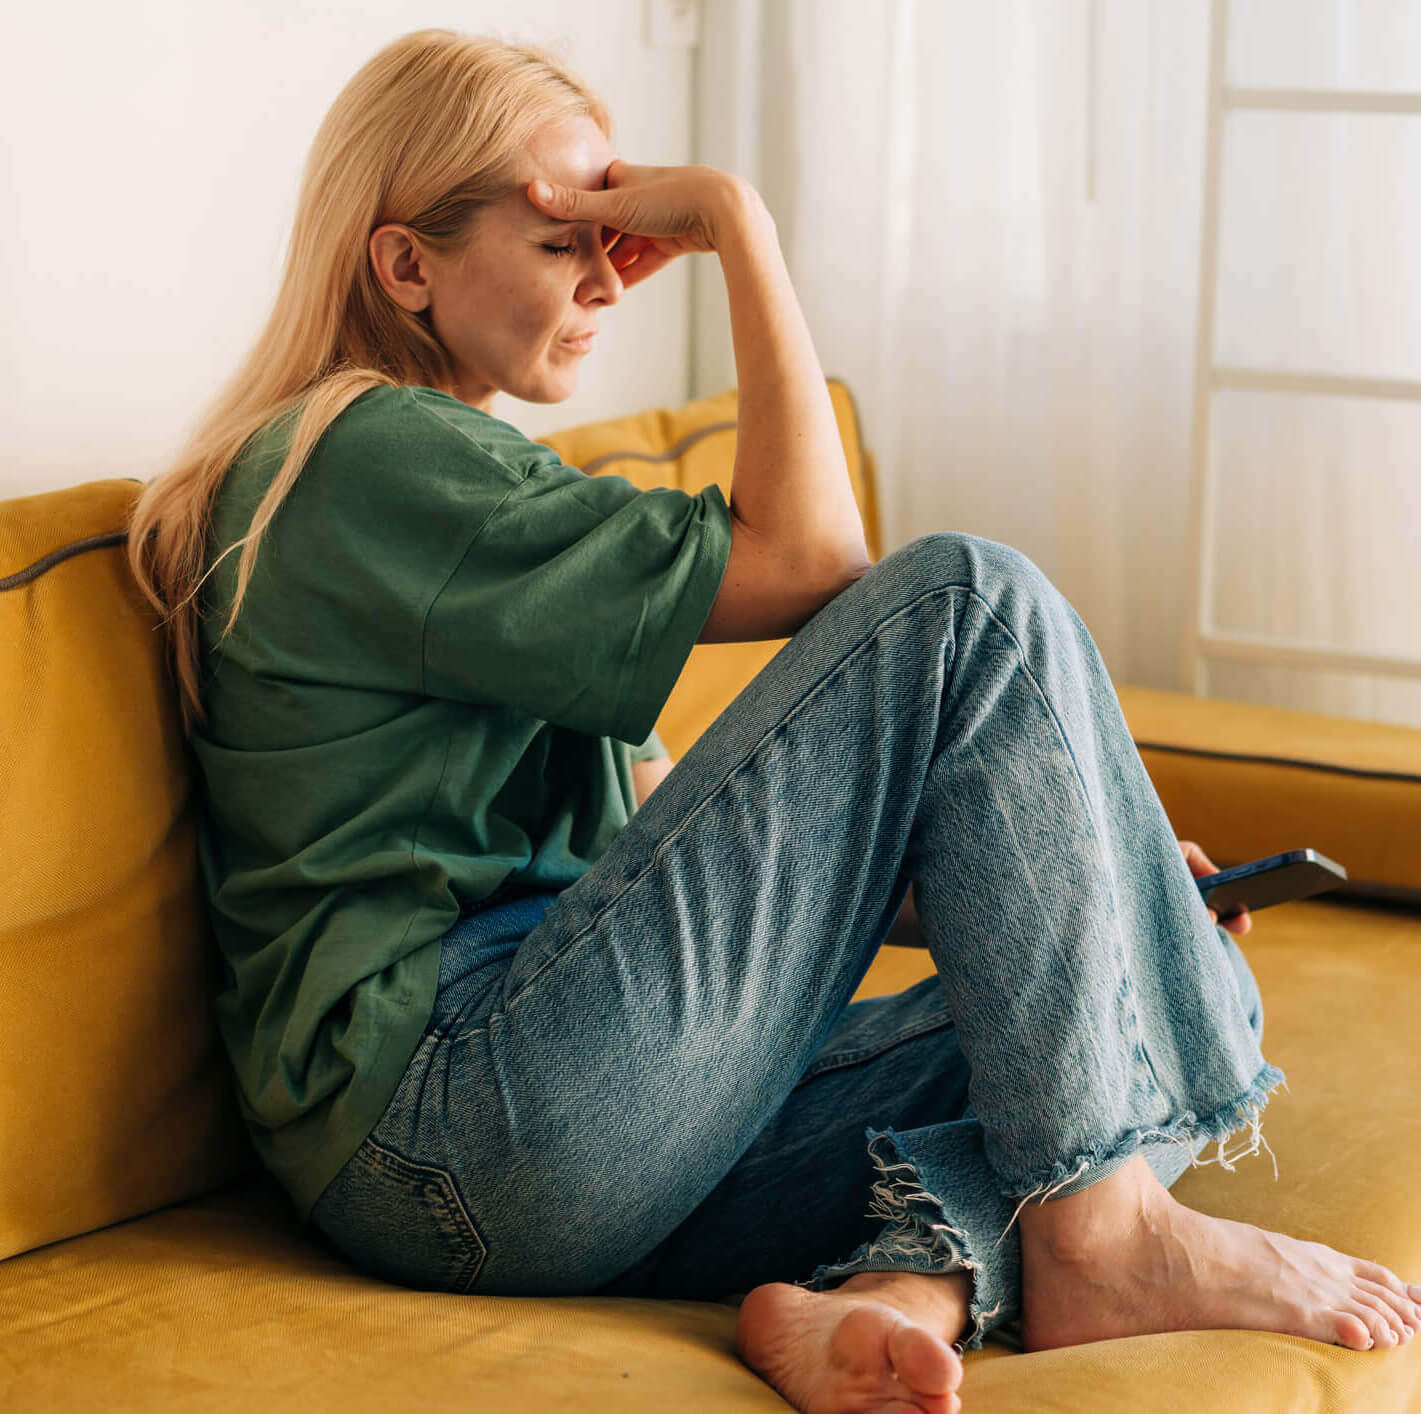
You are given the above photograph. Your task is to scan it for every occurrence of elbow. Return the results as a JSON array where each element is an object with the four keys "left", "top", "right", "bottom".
[{"left": 822, "top": 549, "right": 874, "bottom": 591}]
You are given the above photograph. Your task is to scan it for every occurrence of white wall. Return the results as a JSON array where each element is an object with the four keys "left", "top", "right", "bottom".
[{"left": 0, "top": 2, "right": 696, "bottom": 497}]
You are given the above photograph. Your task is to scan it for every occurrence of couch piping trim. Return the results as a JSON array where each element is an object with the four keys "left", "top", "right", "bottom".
[
  {"left": 0, "top": 531, "right": 127, "bottom": 591},
  {"left": 1135, "top": 738, "right": 1421, "bottom": 786},
  {"left": 574, "top": 419, "right": 739, "bottom": 476}
]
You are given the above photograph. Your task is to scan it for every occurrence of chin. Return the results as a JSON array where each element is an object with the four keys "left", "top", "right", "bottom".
[{"left": 516, "top": 370, "right": 581, "bottom": 405}]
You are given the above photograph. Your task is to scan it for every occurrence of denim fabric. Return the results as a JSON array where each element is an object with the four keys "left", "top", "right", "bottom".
[{"left": 307, "top": 531, "right": 1285, "bottom": 1353}]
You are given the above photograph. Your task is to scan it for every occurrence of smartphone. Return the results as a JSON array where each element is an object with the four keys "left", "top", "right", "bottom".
[{"left": 1195, "top": 848, "right": 1348, "bottom": 920}]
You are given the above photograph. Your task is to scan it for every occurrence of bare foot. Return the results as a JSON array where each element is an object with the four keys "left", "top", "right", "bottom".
[
  {"left": 1017, "top": 1152, "right": 1421, "bottom": 1354},
  {"left": 736, "top": 1269, "right": 970, "bottom": 1413}
]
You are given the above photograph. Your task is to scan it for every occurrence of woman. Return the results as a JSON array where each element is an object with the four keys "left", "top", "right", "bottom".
[{"left": 127, "top": 29, "right": 1419, "bottom": 1414}]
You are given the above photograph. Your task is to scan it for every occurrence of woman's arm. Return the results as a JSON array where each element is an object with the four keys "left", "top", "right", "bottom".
[
  {"left": 631, "top": 755, "right": 676, "bottom": 807},
  {"left": 715, "top": 181, "right": 872, "bottom": 571}
]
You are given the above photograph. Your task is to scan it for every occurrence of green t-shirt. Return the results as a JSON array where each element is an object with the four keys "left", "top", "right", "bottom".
[{"left": 190, "top": 384, "right": 732, "bottom": 1223}]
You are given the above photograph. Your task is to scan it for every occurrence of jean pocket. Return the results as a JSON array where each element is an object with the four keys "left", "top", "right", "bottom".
[{"left": 310, "top": 1136, "right": 488, "bottom": 1294}]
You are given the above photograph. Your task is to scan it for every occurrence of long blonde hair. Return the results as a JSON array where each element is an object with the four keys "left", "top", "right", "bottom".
[{"left": 126, "top": 29, "right": 612, "bottom": 738}]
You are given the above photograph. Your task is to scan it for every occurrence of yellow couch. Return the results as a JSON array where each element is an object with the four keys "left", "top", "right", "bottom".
[{"left": 3, "top": 378, "right": 1419, "bottom": 1412}]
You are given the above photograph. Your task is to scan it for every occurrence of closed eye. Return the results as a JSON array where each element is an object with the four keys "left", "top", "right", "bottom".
[{"left": 543, "top": 242, "right": 577, "bottom": 257}]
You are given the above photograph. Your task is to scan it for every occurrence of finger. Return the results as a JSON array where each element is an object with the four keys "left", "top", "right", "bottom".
[
  {"left": 608, "top": 232, "right": 652, "bottom": 269},
  {"left": 611, "top": 243, "right": 676, "bottom": 290},
  {"left": 1212, "top": 906, "right": 1251, "bottom": 935},
  {"left": 529, "top": 179, "right": 605, "bottom": 223},
  {"left": 1179, "top": 840, "right": 1211, "bottom": 876}
]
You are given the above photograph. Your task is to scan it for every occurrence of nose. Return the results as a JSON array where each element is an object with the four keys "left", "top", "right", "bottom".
[{"left": 581, "top": 233, "right": 624, "bottom": 306}]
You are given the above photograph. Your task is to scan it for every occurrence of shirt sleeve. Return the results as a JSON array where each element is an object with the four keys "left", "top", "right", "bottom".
[{"left": 422, "top": 459, "right": 733, "bottom": 745}]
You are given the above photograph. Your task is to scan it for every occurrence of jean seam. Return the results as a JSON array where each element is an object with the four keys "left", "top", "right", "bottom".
[
  {"left": 958, "top": 592, "right": 1171, "bottom": 1109},
  {"left": 427, "top": 1016, "right": 490, "bottom": 1049},
  {"left": 499, "top": 575, "right": 1098, "bottom": 1020}
]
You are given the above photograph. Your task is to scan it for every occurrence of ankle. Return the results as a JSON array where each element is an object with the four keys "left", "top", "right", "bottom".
[{"left": 1017, "top": 1154, "right": 1166, "bottom": 1263}]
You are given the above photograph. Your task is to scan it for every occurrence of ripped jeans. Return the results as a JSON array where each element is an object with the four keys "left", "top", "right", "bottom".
[{"left": 307, "top": 531, "right": 1285, "bottom": 1352}]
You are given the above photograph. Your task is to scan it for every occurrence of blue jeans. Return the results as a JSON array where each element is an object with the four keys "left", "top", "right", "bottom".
[{"left": 307, "top": 532, "right": 1284, "bottom": 1352}]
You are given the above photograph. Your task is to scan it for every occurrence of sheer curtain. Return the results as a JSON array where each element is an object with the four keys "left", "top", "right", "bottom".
[{"left": 692, "top": 0, "right": 1421, "bottom": 726}]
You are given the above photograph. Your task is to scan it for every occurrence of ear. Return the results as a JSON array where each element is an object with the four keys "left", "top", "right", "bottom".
[{"left": 369, "top": 224, "right": 433, "bottom": 313}]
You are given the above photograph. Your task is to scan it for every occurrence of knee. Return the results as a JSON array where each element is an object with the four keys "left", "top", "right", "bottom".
[{"left": 881, "top": 531, "right": 1060, "bottom": 607}]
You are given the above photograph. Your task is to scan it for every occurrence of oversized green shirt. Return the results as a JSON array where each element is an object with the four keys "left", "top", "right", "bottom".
[{"left": 190, "top": 384, "right": 732, "bottom": 1222}]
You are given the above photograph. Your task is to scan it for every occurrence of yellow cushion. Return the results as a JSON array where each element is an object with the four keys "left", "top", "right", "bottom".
[
  {"left": 2, "top": 895, "right": 1416, "bottom": 1412},
  {"left": 0, "top": 480, "right": 260, "bottom": 1266},
  {"left": 1116, "top": 683, "right": 1421, "bottom": 897}
]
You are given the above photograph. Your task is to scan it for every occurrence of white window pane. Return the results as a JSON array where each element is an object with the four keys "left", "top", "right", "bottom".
[
  {"left": 1209, "top": 388, "right": 1421, "bottom": 668},
  {"left": 1229, "top": 0, "right": 1421, "bottom": 93},
  {"left": 1216, "top": 111, "right": 1421, "bottom": 382}
]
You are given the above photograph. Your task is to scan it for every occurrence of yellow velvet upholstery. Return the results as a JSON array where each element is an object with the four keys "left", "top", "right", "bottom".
[
  {"left": 0, "top": 481, "right": 261, "bottom": 1266},
  {"left": 2, "top": 379, "right": 1418, "bottom": 1410}
]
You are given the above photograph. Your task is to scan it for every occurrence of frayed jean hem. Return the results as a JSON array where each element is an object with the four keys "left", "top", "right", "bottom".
[
  {"left": 993, "top": 1061, "right": 1290, "bottom": 1251},
  {"left": 796, "top": 1127, "right": 1005, "bottom": 1354},
  {"left": 793, "top": 1061, "right": 1290, "bottom": 1355}
]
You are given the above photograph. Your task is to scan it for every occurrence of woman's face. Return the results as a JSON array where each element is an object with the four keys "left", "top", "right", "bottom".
[{"left": 370, "top": 113, "right": 623, "bottom": 411}]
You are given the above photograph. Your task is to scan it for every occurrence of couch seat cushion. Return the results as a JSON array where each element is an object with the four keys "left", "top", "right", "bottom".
[{"left": 1, "top": 897, "right": 1417, "bottom": 1412}]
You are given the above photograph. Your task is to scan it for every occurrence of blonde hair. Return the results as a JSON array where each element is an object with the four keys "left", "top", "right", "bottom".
[{"left": 126, "top": 28, "right": 612, "bottom": 737}]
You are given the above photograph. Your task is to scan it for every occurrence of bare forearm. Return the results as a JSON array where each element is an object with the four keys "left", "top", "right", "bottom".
[{"left": 712, "top": 181, "right": 871, "bottom": 572}]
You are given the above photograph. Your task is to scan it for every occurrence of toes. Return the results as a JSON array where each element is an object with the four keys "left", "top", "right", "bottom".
[
  {"left": 1358, "top": 1261, "right": 1415, "bottom": 1307},
  {"left": 1356, "top": 1278, "right": 1416, "bottom": 1339},
  {"left": 1334, "top": 1310, "right": 1375, "bottom": 1351},
  {"left": 1349, "top": 1296, "right": 1400, "bottom": 1349},
  {"left": 885, "top": 1315, "right": 960, "bottom": 1396},
  {"left": 1360, "top": 1261, "right": 1421, "bottom": 1318},
  {"left": 1359, "top": 1265, "right": 1421, "bottom": 1333},
  {"left": 1347, "top": 1296, "right": 1403, "bottom": 1347}
]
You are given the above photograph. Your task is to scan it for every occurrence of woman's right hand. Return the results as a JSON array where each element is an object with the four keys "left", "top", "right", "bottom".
[{"left": 525, "top": 160, "right": 758, "bottom": 291}]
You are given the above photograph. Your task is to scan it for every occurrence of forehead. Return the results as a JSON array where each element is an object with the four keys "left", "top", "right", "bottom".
[{"left": 516, "top": 115, "right": 613, "bottom": 229}]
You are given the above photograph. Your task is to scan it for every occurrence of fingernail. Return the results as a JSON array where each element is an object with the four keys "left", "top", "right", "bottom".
[
  {"left": 1409, "top": 1284, "right": 1421, "bottom": 1301},
  {"left": 533, "top": 181, "right": 553, "bottom": 203}
]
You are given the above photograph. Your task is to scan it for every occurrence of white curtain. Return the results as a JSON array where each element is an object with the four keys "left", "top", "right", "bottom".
[{"left": 693, "top": 0, "right": 1421, "bottom": 727}]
